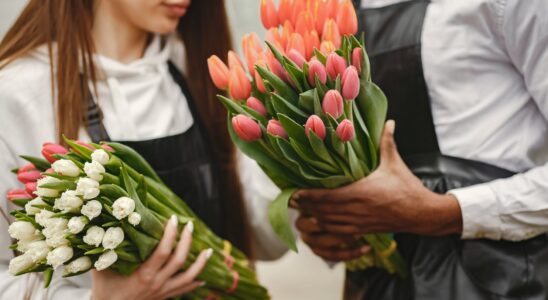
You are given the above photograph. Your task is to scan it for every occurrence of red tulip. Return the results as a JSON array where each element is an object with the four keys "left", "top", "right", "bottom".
[
  {"left": 307, "top": 59, "right": 327, "bottom": 86},
  {"left": 287, "top": 49, "right": 306, "bottom": 68},
  {"left": 295, "top": 11, "right": 315, "bottom": 36},
  {"left": 322, "top": 19, "right": 341, "bottom": 48},
  {"left": 232, "top": 115, "right": 262, "bottom": 142},
  {"left": 45, "top": 168, "right": 54, "bottom": 174},
  {"left": 322, "top": 90, "right": 344, "bottom": 118},
  {"left": 320, "top": 40, "right": 336, "bottom": 55},
  {"left": 352, "top": 47, "right": 362, "bottom": 73},
  {"left": 25, "top": 182, "right": 37, "bottom": 194},
  {"left": 267, "top": 119, "right": 288, "bottom": 139},
  {"left": 286, "top": 33, "right": 305, "bottom": 58},
  {"left": 101, "top": 144, "right": 114, "bottom": 152},
  {"left": 336, "top": 119, "right": 355, "bottom": 142},
  {"left": 228, "top": 65, "right": 252, "bottom": 100},
  {"left": 228, "top": 51, "right": 245, "bottom": 71},
  {"left": 303, "top": 30, "right": 321, "bottom": 60},
  {"left": 247, "top": 97, "right": 268, "bottom": 117},
  {"left": 314, "top": 0, "right": 329, "bottom": 35},
  {"left": 278, "top": 0, "right": 293, "bottom": 25},
  {"left": 18, "top": 164, "right": 36, "bottom": 174},
  {"left": 7, "top": 189, "right": 32, "bottom": 201},
  {"left": 207, "top": 55, "right": 230, "bottom": 90},
  {"left": 76, "top": 140, "right": 94, "bottom": 150},
  {"left": 326, "top": 53, "right": 347, "bottom": 80},
  {"left": 17, "top": 170, "right": 42, "bottom": 184},
  {"left": 337, "top": 0, "right": 358, "bottom": 35},
  {"left": 305, "top": 115, "right": 326, "bottom": 140},
  {"left": 342, "top": 66, "right": 360, "bottom": 100},
  {"left": 254, "top": 59, "right": 268, "bottom": 93},
  {"left": 261, "top": 0, "right": 279, "bottom": 29},
  {"left": 42, "top": 142, "right": 68, "bottom": 163}
]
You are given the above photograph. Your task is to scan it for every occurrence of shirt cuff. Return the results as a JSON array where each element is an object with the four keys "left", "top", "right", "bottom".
[{"left": 448, "top": 184, "right": 502, "bottom": 240}]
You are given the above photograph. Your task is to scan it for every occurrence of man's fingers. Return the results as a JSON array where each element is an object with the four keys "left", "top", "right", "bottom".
[
  {"left": 293, "top": 184, "right": 356, "bottom": 204},
  {"left": 301, "top": 232, "right": 358, "bottom": 249},
  {"left": 295, "top": 216, "right": 322, "bottom": 233},
  {"left": 140, "top": 215, "right": 178, "bottom": 275},
  {"left": 156, "top": 221, "right": 194, "bottom": 282},
  {"left": 310, "top": 245, "right": 371, "bottom": 262},
  {"left": 322, "top": 223, "right": 362, "bottom": 235}
]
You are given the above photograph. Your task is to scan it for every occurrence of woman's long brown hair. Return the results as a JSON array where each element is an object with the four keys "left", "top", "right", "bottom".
[{"left": 0, "top": 0, "right": 253, "bottom": 256}]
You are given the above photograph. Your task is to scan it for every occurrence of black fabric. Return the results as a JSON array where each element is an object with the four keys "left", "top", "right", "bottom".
[
  {"left": 346, "top": 0, "right": 548, "bottom": 299},
  {"left": 84, "top": 62, "right": 223, "bottom": 236}
]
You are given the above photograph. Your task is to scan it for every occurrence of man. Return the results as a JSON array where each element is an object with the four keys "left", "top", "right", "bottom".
[{"left": 293, "top": 0, "right": 548, "bottom": 299}]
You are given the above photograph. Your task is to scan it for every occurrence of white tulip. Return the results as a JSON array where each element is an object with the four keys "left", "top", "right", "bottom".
[
  {"left": 81, "top": 200, "right": 102, "bottom": 220},
  {"left": 54, "top": 190, "right": 83, "bottom": 213},
  {"left": 52, "top": 159, "right": 81, "bottom": 177},
  {"left": 128, "top": 212, "right": 141, "bottom": 226},
  {"left": 26, "top": 241, "right": 50, "bottom": 262},
  {"left": 68, "top": 216, "right": 88, "bottom": 234},
  {"left": 102, "top": 227, "right": 124, "bottom": 250},
  {"left": 45, "top": 234, "right": 69, "bottom": 248},
  {"left": 9, "top": 254, "right": 35, "bottom": 275},
  {"left": 24, "top": 197, "right": 46, "bottom": 216},
  {"left": 112, "top": 197, "right": 135, "bottom": 220},
  {"left": 83, "top": 226, "right": 105, "bottom": 247},
  {"left": 46, "top": 245, "right": 73, "bottom": 269},
  {"left": 91, "top": 149, "right": 110, "bottom": 165},
  {"left": 83, "top": 160, "right": 105, "bottom": 181},
  {"left": 35, "top": 209, "right": 54, "bottom": 227},
  {"left": 8, "top": 221, "right": 39, "bottom": 241},
  {"left": 64, "top": 256, "right": 92, "bottom": 275},
  {"left": 16, "top": 237, "right": 41, "bottom": 252},
  {"left": 94, "top": 250, "right": 118, "bottom": 271},
  {"left": 35, "top": 176, "right": 61, "bottom": 198},
  {"left": 76, "top": 178, "right": 100, "bottom": 200},
  {"left": 42, "top": 218, "right": 69, "bottom": 248}
]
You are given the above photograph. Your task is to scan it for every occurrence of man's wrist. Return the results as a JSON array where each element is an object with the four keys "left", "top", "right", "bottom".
[{"left": 414, "top": 190, "right": 463, "bottom": 236}]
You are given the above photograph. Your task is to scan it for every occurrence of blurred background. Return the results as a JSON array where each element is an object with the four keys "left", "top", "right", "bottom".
[{"left": 0, "top": 1, "right": 345, "bottom": 299}]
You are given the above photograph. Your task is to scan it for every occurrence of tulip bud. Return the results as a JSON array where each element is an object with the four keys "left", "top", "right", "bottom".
[
  {"left": 52, "top": 159, "right": 81, "bottom": 177},
  {"left": 287, "top": 49, "right": 306, "bottom": 68},
  {"left": 243, "top": 35, "right": 262, "bottom": 77},
  {"left": 337, "top": 0, "right": 358, "bottom": 35},
  {"left": 314, "top": 0, "right": 329, "bottom": 35},
  {"left": 342, "top": 66, "right": 360, "bottom": 100},
  {"left": 266, "top": 50, "right": 288, "bottom": 81},
  {"left": 25, "top": 182, "right": 37, "bottom": 194},
  {"left": 322, "top": 19, "right": 341, "bottom": 48},
  {"left": 320, "top": 41, "right": 336, "bottom": 55},
  {"left": 295, "top": 11, "right": 314, "bottom": 35},
  {"left": 246, "top": 97, "right": 268, "bottom": 117},
  {"left": 18, "top": 164, "right": 36, "bottom": 174},
  {"left": 352, "top": 47, "right": 363, "bottom": 73},
  {"left": 307, "top": 59, "right": 327, "bottom": 86},
  {"left": 228, "top": 65, "right": 252, "bottom": 100},
  {"left": 207, "top": 55, "right": 230, "bottom": 90},
  {"left": 254, "top": 59, "right": 268, "bottom": 93},
  {"left": 278, "top": 0, "right": 292, "bottom": 24},
  {"left": 267, "top": 119, "right": 288, "bottom": 139},
  {"left": 322, "top": 90, "right": 344, "bottom": 118},
  {"left": 41, "top": 143, "right": 68, "bottom": 163},
  {"left": 303, "top": 30, "right": 321, "bottom": 60},
  {"left": 232, "top": 115, "right": 262, "bottom": 142},
  {"left": 76, "top": 140, "right": 94, "bottom": 150},
  {"left": 7, "top": 189, "right": 32, "bottom": 201},
  {"left": 327, "top": 0, "right": 340, "bottom": 19},
  {"left": 266, "top": 28, "right": 285, "bottom": 52},
  {"left": 100, "top": 144, "right": 114, "bottom": 152},
  {"left": 228, "top": 51, "right": 245, "bottom": 71},
  {"left": 281, "top": 21, "right": 294, "bottom": 49},
  {"left": 291, "top": 0, "right": 306, "bottom": 25},
  {"left": 286, "top": 33, "right": 305, "bottom": 58},
  {"left": 17, "top": 170, "right": 42, "bottom": 184},
  {"left": 261, "top": 0, "right": 279, "bottom": 29},
  {"left": 305, "top": 115, "right": 327, "bottom": 140},
  {"left": 326, "top": 53, "right": 347, "bottom": 80},
  {"left": 336, "top": 119, "right": 356, "bottom": 142}
]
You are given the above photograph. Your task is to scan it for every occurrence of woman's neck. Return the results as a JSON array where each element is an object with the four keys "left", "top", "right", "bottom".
[{"left": 92, "top": 2, "right": 149, "bottom": 64}]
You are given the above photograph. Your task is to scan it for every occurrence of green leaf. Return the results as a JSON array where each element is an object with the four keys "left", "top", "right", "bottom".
[
  {"left": 347, "top": 144, "right": 365, "bottom": 180},
  {"left": 277, "top": 113, "right": 308, "bottom": 145},
  {"left": 19, "top": 155, "right": 50, "bottom": 171},
  {"left": 268, "top": 188, "right": 298, "bottom": 252},
  {"left": 39, "top": 180, "right": 77, "bottom": 190},
  {"left": 283, "top": 58, "right": 305, "bottom": 92},
  {"left": 308, "top": 131, "right": 338, "bottom": 168},
  {"left": 108, "top": 142, "right": 163, "bottom": 183},
  {"left": 241, "top": 105, "right": 268, "bottom": 126},
  {"left": 313, "top": 89, "right": 324, "bottom": 117},
  {"left": 122, "top": 223, "right": 159, "bottom": 261},
  {"left": 63, "top": 136, "right": 92, "bottom": 160},
  {"left": 289, "top": 138, "right": 339, "bottom": 174},
  {"left": 318, "top": 175, "right": 353, "bottom": 188},
  {"left": 110, "top": 260, "right": 140, "bottom": 276},
  {"left": 352, "top": 103, "right": 376, "bottom": 169},
  {"left": 84, "top": 247, "right": 105, "bottom": 255},
  {"left": 99, "top": 184, "right": 129, "bottom": 200},
  {"left": 218, "top": 94, "right": 249, "bottom": 116},
  {"left": 256, "top": 65, "right": 298, "bottom": 103},
  {"left": 43, "top": 268, "right": 54, "bottom": 288},
  {"left": 335, "top": 74, "right": 341, "bottom": 92},
  {"left": 328, "top": 128, "right": 346, "bottom": 157},
  {"left": 11, "top": 199, "right": 31, "bottom": 207},
  {"left": 276, "top": 138, "right": 331, "bottom": 183},
  {"left": 136, "top": 175, "right": 148, "bottom": 208},
  {"left": 313, "top": 48, "right": 327, "bottom": 65},
  {"left": 271, "top": 93, "right": 308, "bottom": 124},
  {"left": 298, "top": 89, "right": 315, "bottom": 113}
]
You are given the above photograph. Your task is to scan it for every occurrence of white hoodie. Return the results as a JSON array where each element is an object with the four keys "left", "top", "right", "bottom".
[{"left": 0, "top": 35, "right": 285, "bottom": 299}]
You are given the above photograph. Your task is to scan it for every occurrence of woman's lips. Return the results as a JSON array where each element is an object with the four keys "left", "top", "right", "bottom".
[{"left": 164, "top": 4, "right": 187, "bottom": 17}]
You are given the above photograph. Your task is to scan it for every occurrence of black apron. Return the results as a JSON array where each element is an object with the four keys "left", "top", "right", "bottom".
[
  {"left": 84, "top": 61, "right": 224, "bottom": 237},
  {"left": 346, "top": 1, "right": 548, "bottom": 299}
]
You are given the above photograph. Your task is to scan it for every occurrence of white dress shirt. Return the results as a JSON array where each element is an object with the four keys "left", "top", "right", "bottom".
[
  {"left": 361, "top": 0, "right": 548, "bottom": 241},
  {"left": 0, "top": 35, "right": 283, "bottom": 299}
]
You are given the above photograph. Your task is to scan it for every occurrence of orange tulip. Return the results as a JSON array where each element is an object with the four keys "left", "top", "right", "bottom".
[
  {"left": 266, "top": 49, "right": 287, "bottom": 81},
  {"left": 287, "top": 48, "right": 306, "bottom": 68},
  {"left": 281, "top": 21, "right": 295, "bottom": 49},
  {"left": 295, "top": 10, "right": 315, "bottom": 36},
  {"left": 228, "top": 51, "right": 245, "bottom": 71},
  {"left": 337, "top": 0, "right": 358, "bottom": 35},
  {"left": 291, "top": 0, "right": 306, "bottom": 26},
  {"left": 314, "top": 0, "right": 329, "bottom": 35},
  {"left": 278, "top": 0, "right": 293, "bottom": 25},
  {"left": 266, "top": 28, "right": 286, "bottom": 53},
  {"left": 207, "top": 55, "right": 230, "bottom": 90},
  {"left": 228, "top": 64, "right": 252, "bottom": 100},
  {"left": 303, "top": 30, "right": 321, "bottom": 60},
  {"left": 254, "top": 59, "right": 268, "bottom": 93},
  {"left": 320, "top": 40, "right": 336, "bottom": 55},
  {"left": 261, "top": 0, "right": 279, "bottom": 29},
  {"left": 242, "top": 33, "right": 263, "bottom": 55},
  {"left": 242, "top": 35, "right": 262, "bottom": 76},
  {"left": 327, "top": 0, "right": 339, "bottom": 19},
  {"left": 286, "top": 33, "right": 305, "bottom": 58},
  {"left": 322, "top": 18, "right": 341, "bottom": 48}
]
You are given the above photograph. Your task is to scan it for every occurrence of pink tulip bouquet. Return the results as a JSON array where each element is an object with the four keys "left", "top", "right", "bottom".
[
  {"left": 5, "top": 139, "right": 269, "bottom": 299},
  {"left": 208, "top": 0, "right": 406, "bottom": 276}
]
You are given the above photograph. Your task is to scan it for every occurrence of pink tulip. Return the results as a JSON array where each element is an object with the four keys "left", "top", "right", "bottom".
[
  {"left": 307, "top": 59, "right": 327, "bottom": 86},
  {"left": 326, "top": 53, "right": 347, "bottom": 80},
  {"left": 281, "top": 21, "right": 295, "bottom": 49},
  {"left": 266, "top": 28, "right": 284, "bottom": 51},
  {"left": 261, "top": 0, "right": 279, "bottom": 29},
  {"left": 287, "top": 49, "right": 306, "bottom": 68},
  {"left": 286, "top": 33, "right": 305, "bottom": 58},
  {"left": 207, "top": 55, "right": 230, "bottom": 90},
  {"left": 7, "top": 189, "right": 32, "bottom": 201},
  {"left": 305, "top": 115, "right": 326, "bottom": 140},
  {"left": 267, "top": 119, "right": 288, "bottom": 139},
  {"left": 101, "top": 144, "right": 114, "bottom": 152},
  {"left": 45, "top": 168, "right": 54, "bottom": 174},
  {"left": 254, "top": 59, "right": 268, "bottom": 93},
  {"left": 342, "top": 66, "right": 360, "bottom": 100},
  {"left": 314, "top": 0, "right": 329, "bottom": 35},
  {"left": 42, "top": 142, "right": 68, "bottom": 163},
  {"left": 337, "top": 0, "right": 358, "bottom": 35},
  {"left": 25, "top": 182, "right": 37, "bottom": 194},
  {"left": 322, "top": 19, "right": 341, "bottom": 48},
  {"left": 247, "top": 97, "right": 268, "bottom": 117},
  {"left": 17, "top": 170, "right": 42, "bottom": 184},
  {"left": 320, "top": 41, "right": 336, "bottom": 55},
  {"left": 266, "top": 50, "right": 288, "bottom": 82},
  {"left": 232, "top": 115, "right": 262, "bottom": 142},
  {"left": 336, "top": 119, "right": 356, "bottom": 142},
  {"left": 352, "top": 47, "right": 362, "bottom": 73},
  {"left": 76, "top": 140, "right": 94, "bottom": 150},
  {"left": 228, "top": 51, "right": 245, "bottom": 71},
  {"left": 243, "top": 34, "right": 264, "bottom": 76},
  {"left": 228, "top": 65, "right": 252, "bottom": 100},
  {"left": 322, "top": 90, "right": 344, "bottom": 118},
  {"left": 303, "top": 30, "right": 321, "bottom": 60},
  {"left": 278, "top": 0, "right": 293, "bottom": 25},
  {"left": 18, "top": 164, "right": 36, "bottom": 173}
]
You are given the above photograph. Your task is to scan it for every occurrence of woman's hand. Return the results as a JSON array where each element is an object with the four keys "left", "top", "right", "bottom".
[
  {"left": 292, "top": 121, "right": 463, "bottom": 239},
  {"left": 91, "top": 215, "right": 212, "bottom": 300}
]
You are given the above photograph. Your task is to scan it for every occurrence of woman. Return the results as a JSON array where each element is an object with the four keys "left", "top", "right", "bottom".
[
  {"left": 0, "top": 0, "right": 283, "bottom": 298},
  {"left": 293, "top": 0, "right": 548, "bottom": 299}
]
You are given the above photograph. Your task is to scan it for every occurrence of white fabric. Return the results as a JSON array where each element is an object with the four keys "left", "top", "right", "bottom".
[
  {"left": 0, "top": 35, "right": 282, "bottom": 299},
  {"left": 362, "top": 0, "right": 548, "bottom": 241}
]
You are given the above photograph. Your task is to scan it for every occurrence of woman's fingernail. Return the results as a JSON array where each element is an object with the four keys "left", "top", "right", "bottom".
[
  {"left": 170, "top": 215, "right": 178, "bottom": 226},
  {"left": 185, "top": 220, "right": 194, "bottom": 233},
  {"left": 205, "top": 248, "right": 213, "bottom": 259},
  {"left": 289, "top": 200, "right": 299, "bottom": 208}
]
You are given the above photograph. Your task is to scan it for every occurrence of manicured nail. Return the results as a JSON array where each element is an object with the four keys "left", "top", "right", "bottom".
[
  {"left": 185, "top": 220, "right": 194, "bottom": 233},
  {"left": 170, "top": 215, "right": 178, "bottom": 226},
  {"left": 205, "top": 248, "right": 213, "bottom": 259}
]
